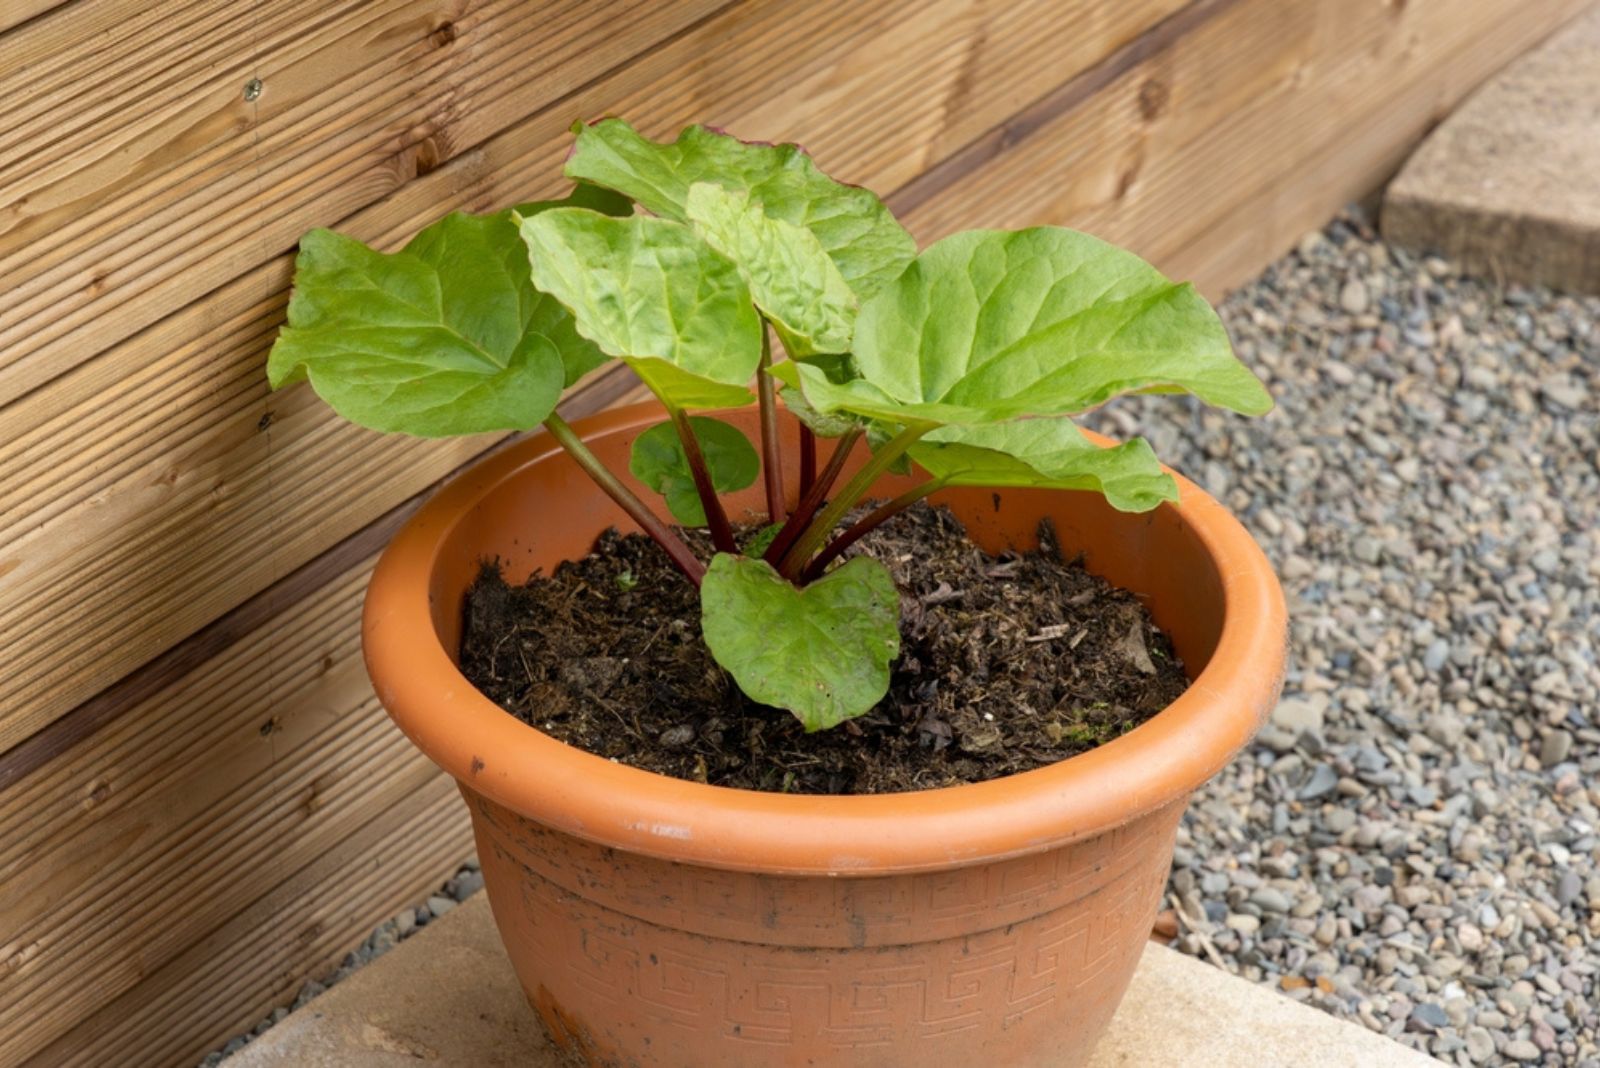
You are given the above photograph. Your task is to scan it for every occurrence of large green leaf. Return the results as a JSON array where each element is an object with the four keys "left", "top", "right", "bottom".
[
  {"left": 266, "top": 205, "right": 609, "bottom": 436},
  {"left": 518, "top": 207, "right": 762, "bottom": 409},
  {"left": 912, "top": 419, "right": 1178, "bottom": 512},
  {"left": 790, "top": 227, "right": 1272, "bottom": 426},
  {"left": 628, "top": 416, "right": 759, "bottom": 526},
  {"left": 565, "top": 118, "right": 916, "bottom": 299},
  {"left": 685, "top": 182, "right": 855, "bottom": 357},
  {"left": 701, "top": 554, "right": 900, "bottom": 731}
]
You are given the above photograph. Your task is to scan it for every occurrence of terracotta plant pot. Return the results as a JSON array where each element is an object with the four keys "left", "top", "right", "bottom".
[{"left": 363, "top": 402, "right": 1287, "bottom": 1067}]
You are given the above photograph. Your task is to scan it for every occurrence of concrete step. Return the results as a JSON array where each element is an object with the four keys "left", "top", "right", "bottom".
[
  {"left": 228, "top": 892, "right": 1439, "bottom": 1066},
  {"left": 1383, "top": 8, "right": 1600, "bottom": 294}
]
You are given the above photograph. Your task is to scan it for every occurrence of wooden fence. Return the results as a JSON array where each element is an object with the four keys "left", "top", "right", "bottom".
[{"left": 0, "top": 0, "right": 1587, "bottom": 1064}]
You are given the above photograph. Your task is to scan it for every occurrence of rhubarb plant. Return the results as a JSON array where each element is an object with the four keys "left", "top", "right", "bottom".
[{"left": 267, "top": 118, "right": 1271, "bottom": 732}]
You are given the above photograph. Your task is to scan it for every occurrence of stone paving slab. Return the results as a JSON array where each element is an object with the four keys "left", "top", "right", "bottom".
[
  {"left": 1383, "top": 7, "right": 1600, "bottom": 294},
  {"left": 229, "top": 893, "right": 1439, "bottom": 1066}
]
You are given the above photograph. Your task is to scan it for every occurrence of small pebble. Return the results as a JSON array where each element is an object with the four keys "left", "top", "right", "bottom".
[
  {"left": 451, "top": 869, "right": 485, "bottom": 902},
  {"left": 1504, "top": 1038, "right": 1543, "bottom": 1062},
  {"left": 1465, "top": 1027, "right": 1496, "bottom": 1064},
  {"left": 1408, "top": 1002, "right": 1449, "bottom": 1033},
  {"left": 1541, "top": 729, "right": 1574, "bottom": 768},
  {"left": 1556, "top": 869, "right": 1583, "bottom": 906},
  {"left": 1226, "top": 913, "right": 1261, "bottom": 935},
  {"left": 1299, "top": 764, "right": 1339, "bottom": 800},
  {"left": 1339, "top": 277, "right": 1370, "bottom": 314}
]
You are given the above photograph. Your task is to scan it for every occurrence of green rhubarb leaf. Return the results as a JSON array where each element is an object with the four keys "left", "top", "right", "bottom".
[
  {"left": 628, "top": 417, "right": 759, "bottom": 526},
  {"left": 265, "top": 203, "right": 610, "bottom": 436},
  {"left": 701, "top": 554, "right": 900, "bottom": 731},
  {"left": 566, "top": 118, "right": 915, "bottom": 299},
  {"left": 912, "top": 419, "right": 1179, "bottom": 512},
  {"left": 518, "top": 208, "right": 762, "bottom": 409},
  {"left": 685, "top": 182, "right": 855, "bottom": 357},
  {"left": 791, "top": 227, "right": 1272, "bottom": 426}
]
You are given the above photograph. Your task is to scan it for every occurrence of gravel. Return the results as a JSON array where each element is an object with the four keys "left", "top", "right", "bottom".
[
  {"left": 198, "top": 860, "right": 483, "bottom": 1065},
  {"left": 1090, "top": 208, "right": 1599, "bottom": 1065}
]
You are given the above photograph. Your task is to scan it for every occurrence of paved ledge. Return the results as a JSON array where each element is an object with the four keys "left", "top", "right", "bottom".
[
  {"left": 1383, "top": 8, "right": 1600, "bottom": 294},
  {"left": 229, "top": 893, "right": 1436, "bottom": 1066}
]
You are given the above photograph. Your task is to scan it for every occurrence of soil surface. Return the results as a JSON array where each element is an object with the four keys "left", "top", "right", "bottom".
[{"left": 458, "top": 503, "right": 1189, "bottom": 794}]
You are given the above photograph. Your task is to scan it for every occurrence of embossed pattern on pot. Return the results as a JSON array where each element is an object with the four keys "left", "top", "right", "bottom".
[{"left": 470, "top": 788, "right": 1182, "bottom": 1066}]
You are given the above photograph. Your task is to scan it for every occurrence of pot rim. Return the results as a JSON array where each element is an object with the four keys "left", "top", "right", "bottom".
[{"left": 363, "top": 401, "right": 1287, "bottom": 876}]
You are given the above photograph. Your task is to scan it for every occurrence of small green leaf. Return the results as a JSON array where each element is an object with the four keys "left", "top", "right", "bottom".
[
  {"left": 266, "top": 205, "right": 608, "bottom": 436},
  {"left": 701, "top": 554, "right": 900, "bottom": 731},
  {"left": 779, "top": 380, "right": 861, "bottom": 438},
  {"left": 741, "top": 522, "right": 785, "bottom": 558},
  {"left": 685, "top": 182, "right": 855, "bottom": 357},
  {"left": 566, "top": 118, "right": 915, "bottom": 299},
  {"left": 912, "top": 419, "right": 1179, "bottom": 512},
  {"left": 794, "top": 227, "right": 1271, "bottom": 425},
  {"left": 518, "top": 208, "right": 763, "bottom": 409},
  {"left": 628, "top": 417, "right": 759, "bottom": 526}
]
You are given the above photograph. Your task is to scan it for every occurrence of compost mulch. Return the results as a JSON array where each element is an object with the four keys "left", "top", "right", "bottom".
[{"left": 459, "top": 502, "right": 1189, "bottom": 795}]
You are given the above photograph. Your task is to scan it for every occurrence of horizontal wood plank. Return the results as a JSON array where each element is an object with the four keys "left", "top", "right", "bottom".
[
  {"left": 23, "top": 778, "right": 470, "bottom": 1068},
  {"left": 0, "top": 363, "right": 647, "bottom": 796},
  {"left": 0, "top": 0, "right": 732, "bottom": 406},
  {"left": 1152, "top": 2, "right": 1582, "bottom": 296},
  {"left": 0, "top": 0, "right": 74, "bottom": 35},
  {"left": 0, "top": 557, "right": 457, "bottom": 1064},
  {"left": 0, "top": 0, "right": 1186, "bottom": 752},
  {"left": 901, "top": 0, "right": 1592, "bottom": 263}
]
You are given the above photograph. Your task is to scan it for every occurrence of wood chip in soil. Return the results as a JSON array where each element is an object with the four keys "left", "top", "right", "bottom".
[{"left": 458, "top": 502, "right": 1189, "bottom": 795}]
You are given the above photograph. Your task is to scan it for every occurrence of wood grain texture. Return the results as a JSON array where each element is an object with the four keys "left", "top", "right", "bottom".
[
  {"left": 0, "top": 558, "right": 433, "bottom": 1064},
  {"left": 0, "top": 366, "right": 646, "bottom": 795},
  {"left": 1165, "top": 3, "right": 1599, "bottom": 296},
  {"left": 22, "top": 779, "right": 470, "bottom": 1068},
  {"left": 0, "top": 0, "right": 66, "bottom": 35},
  {"left": 0, "top": 0, "right": 1185, "bottom": 752},
  {"left": 898, "top": 0, "right": 1596, "bottom": 260},
  {"left": 0, "top": 0, "right": 733, "bottom": 406}
]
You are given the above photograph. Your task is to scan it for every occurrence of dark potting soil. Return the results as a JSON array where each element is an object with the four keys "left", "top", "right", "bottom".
[{"left": 457, "top": 503, "right": 1190, "bottom": 795}]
